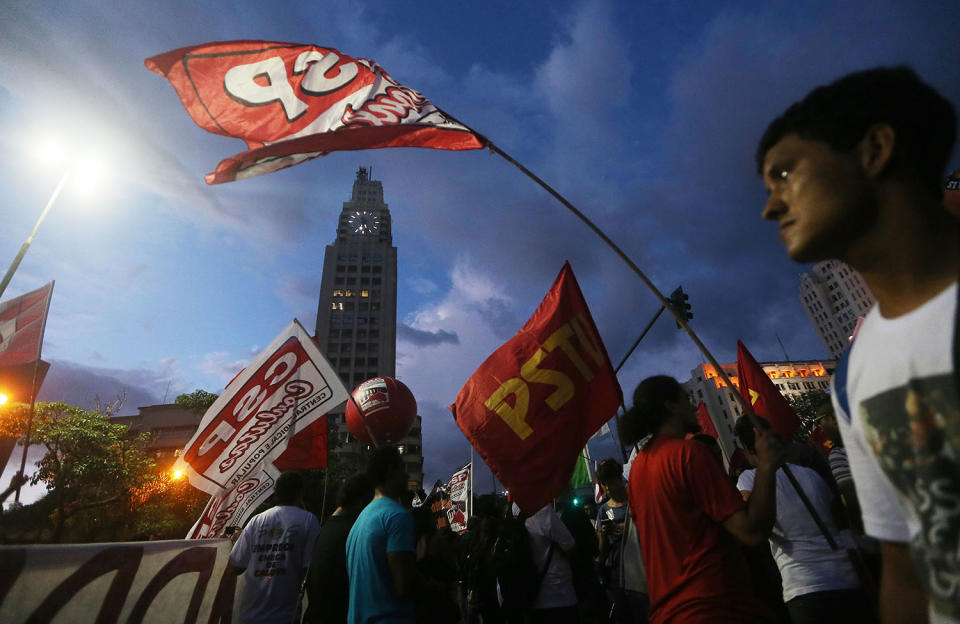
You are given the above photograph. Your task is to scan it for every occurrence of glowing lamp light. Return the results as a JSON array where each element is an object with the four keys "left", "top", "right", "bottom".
[
  {"left": 171, "top": 470, "right": 183, "bottom": 480},
  {"left": 0, "top": 393, "right": 8, "bottom": 406}
]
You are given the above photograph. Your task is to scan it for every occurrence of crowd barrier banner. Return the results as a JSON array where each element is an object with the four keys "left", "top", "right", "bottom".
[{"left": 0, "top": 538, "right": 238, "bottom": 623}]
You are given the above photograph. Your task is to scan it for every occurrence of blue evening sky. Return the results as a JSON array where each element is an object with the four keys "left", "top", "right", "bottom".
[{"left": 1, "top": 0, "right": 957, "bottom": 497}]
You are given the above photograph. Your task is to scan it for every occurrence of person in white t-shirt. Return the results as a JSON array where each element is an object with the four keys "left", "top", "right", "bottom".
[
  {"left": 229, "top": 471, "right": 321, "bottom": 624},
  {"left": 734, "top": 417, "right": 870, "bottom": 623},
  {"left": 513, "top": 503, "right": 578, "bottom": 624},
  {"left": 758, "top": 66, "right": 959, "bottom": 623}
]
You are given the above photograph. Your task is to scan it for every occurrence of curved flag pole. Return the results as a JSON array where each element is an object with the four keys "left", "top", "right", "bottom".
[{"left": 434, "top": 114, "right": 848, "bottom": 562}]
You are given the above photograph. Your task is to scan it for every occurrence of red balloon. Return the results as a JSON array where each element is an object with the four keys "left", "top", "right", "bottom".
[{"left": 345, "top": 377, "right": 417, "bottom": 446}]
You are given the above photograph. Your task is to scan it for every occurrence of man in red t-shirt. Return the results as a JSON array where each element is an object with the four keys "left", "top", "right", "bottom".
[{"left": 622, "top": 375, "right": 784, "bottom": 623}]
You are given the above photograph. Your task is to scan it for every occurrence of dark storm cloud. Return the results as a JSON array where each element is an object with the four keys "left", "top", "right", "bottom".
[
  {"left": 37, "top": 360, "right": 165, "bottom": 415},
  {"left": 398, "top": 323, "right": 460, "bottom": 347}
]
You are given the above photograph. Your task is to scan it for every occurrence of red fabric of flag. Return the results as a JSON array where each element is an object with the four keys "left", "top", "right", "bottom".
[
  {"left": 146, "top": 41, "right": 486, "bottom": 184},
  {"left": 273, "top": 417, "right": 329, "bottom": 470},
  {"left": 807, "top": 426, "right": 834, "bottom": 457},
  {"left": 0, "top": 282, "right": 54, "bottom": 369},
  {"left": 695, "top": 401, "right": 719, "bottom": 438},
  {"left": 736, "top": 340, "right": 801, "bottom": 438},
  {"left": 450, "top": 262, "right": 622, "bottom": 514}
]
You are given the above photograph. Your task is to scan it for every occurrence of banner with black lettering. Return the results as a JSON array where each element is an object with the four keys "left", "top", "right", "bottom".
[
  {"left": 447, "top": 463, "right": 470, "bottom": 534},
  {"left": 0, "top": 539, "right": 238, "bottom": 622},
  {"left": 177, "top": 319, "right": 348, "bottom": 497}
]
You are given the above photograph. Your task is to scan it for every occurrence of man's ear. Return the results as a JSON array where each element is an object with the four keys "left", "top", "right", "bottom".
[{"left": 858, "top": 123, "right": 896, "bottom": 180}]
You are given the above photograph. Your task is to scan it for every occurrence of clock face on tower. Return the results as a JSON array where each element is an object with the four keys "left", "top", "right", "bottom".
[{"left": 348, "top": 210, "right": 380, "bottom": 235}]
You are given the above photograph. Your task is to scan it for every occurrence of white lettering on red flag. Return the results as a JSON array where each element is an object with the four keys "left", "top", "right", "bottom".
[
  {"left": 176, "top": 319, "right": 348, "bottom": 496},
  {"left": 145, "top": 41, "right": 486, "bottom": 184}
]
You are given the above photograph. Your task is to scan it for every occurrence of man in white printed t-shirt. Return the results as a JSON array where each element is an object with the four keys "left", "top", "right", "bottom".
[
  {"left": 230, "top": 471, "right": 321, "bottom": 624},
  {"left": 513, "top": 502, "right": 578, "bottom": 624},
  {"left": 758, "top": 67, "right": 959, "bottom": 623},
  {"left": 735, "top": 417, "right": 871, "bottom": 623}
]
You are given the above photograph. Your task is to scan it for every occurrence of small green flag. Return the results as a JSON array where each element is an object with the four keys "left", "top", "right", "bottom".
[{"left": 569, "top": 451, "right": 592, "bottom": 490}]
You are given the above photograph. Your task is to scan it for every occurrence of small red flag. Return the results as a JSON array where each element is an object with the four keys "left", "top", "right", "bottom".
[
  {"left": 272, "top": 417, "right": 329, "bottom": 470},
  {"left": 450, "top": 262, "right": 622, "bottom": 514},
  {"left": 695, "top": 401, "right": 719, "bottom": 438},
  {"left": 807, "top": 426, "right": 834, "bottom": 457},
  {"left": 736, "top": 340, "right": 801, "bottom": 438},
  {"left": 0, "top": 282, "right": 54, "bottom": 369},
  {"left": 146, "top": 41, "right": 486, "bottom": 183}
]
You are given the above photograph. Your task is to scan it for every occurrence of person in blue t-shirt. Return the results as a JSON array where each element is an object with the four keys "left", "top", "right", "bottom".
[{"left": 346, "top": 446, "right": 437, "bottom": 623}]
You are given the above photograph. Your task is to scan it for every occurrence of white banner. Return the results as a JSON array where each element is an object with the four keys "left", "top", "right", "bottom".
[
  {"left": 0, "top": 539, "right": 238, "bottom": 623},
  {"left": 186, "top": 463, "right": 281, "bottom": 539},
  {"left": 176, "top": 319, "right": 348, "bottom": 496},
  {"left": 446, "top": 463, "right": 471, "bottom": 534}
]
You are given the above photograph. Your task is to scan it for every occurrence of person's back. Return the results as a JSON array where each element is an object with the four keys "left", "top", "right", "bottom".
[
  {"left": 346, "top": 496, "right": 416, "bottom": 623},
  {"left": 738, "top": 464, "right": 862, "bottom": 600},
  {"left": 630, "top": 436, "right": 768, "bottom": 622},
  {"left": 521, "top": 504, "right": 578, "bottom": 623},
  {"left": 229, "top": 471, "right": 320, "bottom": 624},
  {"left": 304, "top": 473, "right": 374, "bottom": 624}
]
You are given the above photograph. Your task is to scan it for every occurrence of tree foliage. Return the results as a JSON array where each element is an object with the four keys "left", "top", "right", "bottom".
[
  {"left": 28, "top": 402, "right": 155, "bottom": 542},
  {"left": 175, "top": 389, "right": 219, "bottom": 413}
]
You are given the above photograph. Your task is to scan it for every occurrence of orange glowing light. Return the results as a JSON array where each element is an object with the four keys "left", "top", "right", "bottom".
[
  {"left": 171, "top": 470, "right": 183, "bottom": 480},
  {"left": 0, "top": 393, "right": 8, "bottom": 406}
]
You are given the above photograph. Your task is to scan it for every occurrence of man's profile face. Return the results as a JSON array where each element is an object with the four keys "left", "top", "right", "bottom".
[{"left": 761, "top": 133, "right": 873, "bottom": 263}]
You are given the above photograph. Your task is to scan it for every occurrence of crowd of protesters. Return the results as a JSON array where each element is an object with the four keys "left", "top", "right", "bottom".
[{"left": 224, "top": 66, "right": 958, "bottom": 624}]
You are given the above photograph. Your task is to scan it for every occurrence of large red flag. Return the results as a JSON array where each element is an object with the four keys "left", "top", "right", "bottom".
[
  {"left": 146, "top": 41, "right": 486, "bottom": 184},
  {"left": 736, "top": 340, "right": 801, "bottom": 438},
  {"left": 451, "top": 263, "right": 622, "bottom": 514},
  {"left": 695, "top": 401, "right": 719, "bottom": 439}
]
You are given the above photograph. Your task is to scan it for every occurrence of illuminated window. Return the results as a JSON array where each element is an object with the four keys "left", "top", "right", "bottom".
[
  {"left": 397, "top": 445, "right": 406, "bottom": 454},
  {"left": 333, "top": 289, "right": 344, "bottom": 297},
  {"left": 345, "top": 290, "right": 354, "bottom": 297},
  {"left": 360, "top": 290, "right": 369, "bottom": 298}
]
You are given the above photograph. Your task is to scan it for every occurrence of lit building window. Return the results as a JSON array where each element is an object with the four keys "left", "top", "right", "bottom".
[{"left": 361, "top": 290, "right": 369, "bottom": 298}]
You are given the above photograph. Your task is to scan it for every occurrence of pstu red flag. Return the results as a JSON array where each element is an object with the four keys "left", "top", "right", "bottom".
[
  {"left": 736, "top": 340, "right": 801, "bottom": 438},
  {"left": 146, "top": 41, "right": 486, "bottom": 184},
  {"left": 807, "top": 426, "right": 834, "bottom": 457},
  {"left": 695, "top": 401, "right": 719, "bottom": 439},
  {"left": 451, "top": 262, "right": 622, "bottom": 514}
]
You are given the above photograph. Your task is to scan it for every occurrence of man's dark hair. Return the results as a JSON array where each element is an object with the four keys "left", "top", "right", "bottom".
[
  {"left": 275, "top": 471, "right": 305, "bottom": 505},
  {"left": 620, "top": 375, "right": 684, "bottom": 445},
  {"left": 366, "top": 446, "right": 403, "bottom": 488},
  {"left": 733, "top": 415, "right": 772, "bottom": 454},
  {"left": 756, "top": 66, "right": 956, "bottom": 198},
  {"left": 596, "top": 457, "right": 623, "bottom": 486},
  {"left": 336, "top": 472, "right": 375, "bottom": 510}
]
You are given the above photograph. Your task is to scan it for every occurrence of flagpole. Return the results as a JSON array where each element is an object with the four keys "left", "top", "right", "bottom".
[
  {"left": 476, "top": 140, "right": 842, "bottom": 553},
  {"left": 0, "top": 172, "right": 70, "bottom": 301},
  {"left": 13, "top": 282, "right": 53, "bottom": 504}
]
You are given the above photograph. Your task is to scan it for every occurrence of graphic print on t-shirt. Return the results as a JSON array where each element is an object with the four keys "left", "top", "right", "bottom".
[
  {"left": 861, "top": 373, "right": 960, "bottom": 619},
  {"left": 252, "top": 522, "right": 303, "bottom": 577}
]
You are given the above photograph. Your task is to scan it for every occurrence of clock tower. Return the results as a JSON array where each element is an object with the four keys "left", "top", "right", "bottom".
[{"left": 315, "top": 168, "right": 423, "bottom": 489}]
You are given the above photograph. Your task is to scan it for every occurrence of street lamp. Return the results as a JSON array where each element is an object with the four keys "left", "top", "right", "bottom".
[
  {"left": 0, "top": 393, "right": 8, "bottom": 406},
  {"left": 0, "top": 144, "right": 103, "bottom": 300}
]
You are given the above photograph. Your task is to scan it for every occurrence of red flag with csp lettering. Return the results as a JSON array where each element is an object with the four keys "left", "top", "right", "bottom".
[
  {"left": 736, "top": 340, "right": 801, "bottom": 438},
  {"left": 450, "top": 263, "right": 622, "bottom": 514},
  {"left": 146, "top": 41, "right": 486, "bottom": 184},
  {"left": 0, "top": 282, "right": 53, "bottom": 369}
]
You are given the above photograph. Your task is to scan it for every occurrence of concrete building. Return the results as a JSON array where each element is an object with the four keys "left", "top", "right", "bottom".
[
  {"left": 314, "top": 168, "right": 423, "bottom": 489},
  {"left": 799, "top": 260, "right": 874, "bottom": 358},
  {"left": 682, "top": 359, "right": 835, "bottom": 464},
  {"left": 114, "top": 404, "right": 202, "bottom": 471}
]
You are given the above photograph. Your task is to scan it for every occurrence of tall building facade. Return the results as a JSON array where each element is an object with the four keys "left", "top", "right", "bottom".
[
  {"left": 682, "top": 359, "right": 835, "bottom": 466},
  {"left": 314, "top": 168, "right": 423, "bottom": 489},
  {"left": 799, "top": 260, "right": 875, "bottom": 358}
]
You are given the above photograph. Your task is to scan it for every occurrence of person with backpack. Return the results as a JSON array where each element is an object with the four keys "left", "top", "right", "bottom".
[
  {"left": 596, "top": 458, "right": 649, "bottom": 624},
  {"left": 495, "top": 502, "right": 578, "bottom": 624}
]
